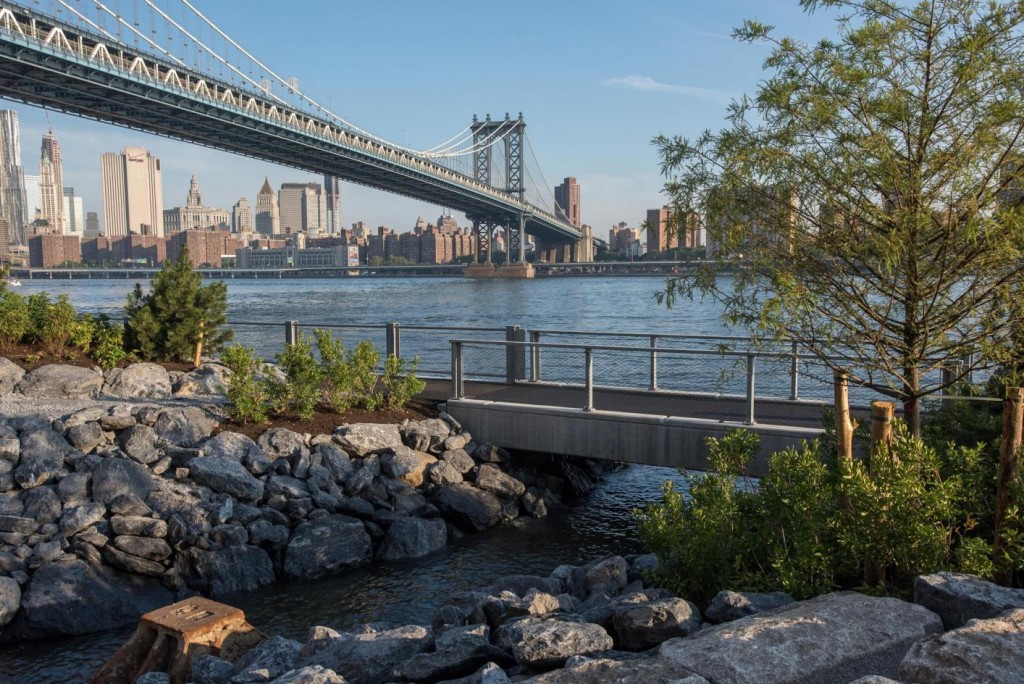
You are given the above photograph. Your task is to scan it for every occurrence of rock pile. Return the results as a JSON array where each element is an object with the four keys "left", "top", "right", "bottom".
[
  {"left": 127, "top": 564, "right": 1024, "bottom": 684},
  {"left": 0, "top": 396, "right": 562, "bottom": 643},
  {"left": 0, "top": 360, "right": 231, "bottom": 401}
]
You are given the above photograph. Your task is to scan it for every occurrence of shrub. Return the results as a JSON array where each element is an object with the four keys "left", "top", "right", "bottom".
[
  {"left": 0, "top": 291, "right": 28, "bottom": 350},
  {"left": 86, "top": 315, "right": 129, "bottom": 369},
  {"left": 221, "top": 344, "right": 270, "bottom": 424},
  {"left": 315, "top": 329, "right": 355, "bottom": 412},
  {"left": 349, "top": 339, "right": 382, "bottom": 410},
  {"left": 268, "top": 334, "right": 323, "bottom": 420},
  {"left": 382, "top": 354, "right": 426, "bottom": 409},
  {"left": 26, "top": 292, "right": 79, "bottom": 356},
  {"left": 125, "top": 248, "right": 230, "bottom": 362}
]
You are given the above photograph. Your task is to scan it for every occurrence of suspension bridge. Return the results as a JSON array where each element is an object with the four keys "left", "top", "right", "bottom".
[{"left": 0, "top": 0, "right": 602, "bottom": 273}]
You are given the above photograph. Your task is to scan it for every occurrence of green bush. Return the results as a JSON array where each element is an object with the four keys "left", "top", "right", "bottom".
[
  {"left": 125, "top": 248, "right": 230, "bottom": 362},
  {"left": 221, "top": 344, "right": 270, "bottom": 424},
  {"left": 26, "top": 292, "right": 80, "bottom": 356},
  {"left": 86, "top": 315, "right": 129, "bottom": 369},
  {"left": 315, "top": 329, "right": 355, "bottom": 412},
  {"left": 349, "top": 339, "right": 382, "bottom": 410},
  {"left": 0, "top": 291, "right": 29, "bottom": 350},
  {"left": 268, "top": 333, "right": 323, "bottom": 420},
  {"left": 382, "top": 354, "right": 426, "bottom": 409}
]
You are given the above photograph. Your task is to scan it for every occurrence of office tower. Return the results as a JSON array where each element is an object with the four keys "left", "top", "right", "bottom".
[
  {"left": 646, "top": 207, "right": 677, "bottom": 254},
  {"left": 0, "top": 110, "right": 27, "bottom": 246},
  {"left": 23, "top": 173, "right": 40, "bottom": 228},
  {"left": 324, "top": 174, "right": 341, "bottom": 233},
  {"left": 254, "top": 177, "right": 280, "bottom": 235},
  {"left": 163, "top": 175, "right": 230, "bottom": 233},
  {"left": 437, "top": 213, "right": 458, "bottom": 234},
  {"left": 232, "top": 197, "right": 253, "bottom": 233},
  {"left": 62, "top": 187, "right": 84, "bottom": 235},
  {"left": 38, "top": 129, "right": 65, "bottom": 234},
  {"left": 279, "top": 182, "right": 327, "bottom": 232},
  {"left": 554, "top": 177, "right": 581, "bottom": 227},
  {"left": 101, "top": 147, "right": 164, "bottom": 237},
  {"left": 85, "top": 211, "right": 100, "bottom": 237}
]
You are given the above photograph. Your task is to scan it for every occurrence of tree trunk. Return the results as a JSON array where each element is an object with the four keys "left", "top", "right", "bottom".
[
  {"left": 994, "top": 387, "right": 1024, "bottom": 586},
  {"left": 903, "top": 362, "right": 922, "bottom": 437}
]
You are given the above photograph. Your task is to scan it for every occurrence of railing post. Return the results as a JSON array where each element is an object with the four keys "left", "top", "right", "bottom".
[
  {"left": 385, "top": 322, "right": 401, "bottom": 359},
  {"left": 745, "top": 352, "right": 757, "bottom": 425},
  {"left": 505, "top": 325, "right": 526, "bottom": 384},
  {"left": 284, "top": 320, "right": 299, "bottom": 347},
  {"left": 649, "top": 335, "right": 659, "bottom": 391},
  {"left": 450, "top": 341, "right": 464, "bottom": 399},
  {"left": 584, "top": 347, "right": 595, "bottom": 412},
  {"left": 530, "top": 331, "right": 541, "bottom": 382},
  {"left": 790, "top": 340, "right": 799, "bottom": 400}
]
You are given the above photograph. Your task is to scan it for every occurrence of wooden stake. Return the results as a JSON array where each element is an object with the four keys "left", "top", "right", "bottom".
[
  {"left": 993, "top": 386, "right": 1024, "bottom": 586},
  {"left": 870, "top": 401, "right": 896, "bottom": 465},
  {"left": 834, "top": 369, "right": 856, "bottom": 465},
  {"left": 192, "top": 320, "right": 204, "bottom": 369}
]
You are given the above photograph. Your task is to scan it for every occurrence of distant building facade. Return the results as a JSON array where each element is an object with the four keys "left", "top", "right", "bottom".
[
  {"left": 29, "top": 233, "right": 80, "bottom": 267},
  {"left": 324, "top": 174, "right": 341, "bottom": 233},
  {"left": 254, "top": 177, "right": 280, "bottom": 235},
  {"left": 82, "top": 234, "right": 166, "bottom": 266},
  {"left": 0, "top": 110, "right": 27, "bottom": 246},
  {"left": 279, "top": 182, "right": 327, "bottom": 233},
  {"left": 101, "top": 147, "right": 164, "bottom": 237},
  {"left": 63, "top": 187, "right": 84, "bottom": 236},
  {"left": 232, "top": 197, "right": 253, "bottom": 234},
  {"left": 167, "top": 229, "right": 241, "bottom": 268},
  {"left": 163, "top": 175, "right": 230, "bottom": 234},
  {"left": 38, "top": 129, "right": 65, "bottom": 234},
  {"left": 555, "top": 177, "right": 581, "bottom": 227},
  {"left": 646, "top": 207, "right": 677, "bottom": 254},
  {"left": 84, "top": 211, "right": 100, "bottom": 238}
]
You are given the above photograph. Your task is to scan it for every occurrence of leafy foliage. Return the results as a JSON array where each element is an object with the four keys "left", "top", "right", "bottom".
[
  {"left": 268, "top": 333, "right": 323, "bottom": 420},
  {"left": 220, "top": 344, "right": 270, "bottom": 424},
  {"left": 26, "top": 293, "right": 81, "bottom": 356},
  {"left": 85, "top": 315, "right": 130, "bottom": 369},
  {"left": 0, "top": 291, "right": 28, "bottom": 351},
  {"left": 382, "top": 354, "right": 426, "bottom": 409},
  {"left": 655, "top": 0, "right": 1024, "bottom": 433},
  {"left": 125, "top": 248, "right": 230, "bottom": 362}
]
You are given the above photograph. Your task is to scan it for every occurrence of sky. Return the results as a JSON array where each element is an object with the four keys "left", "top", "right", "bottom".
[{"left": 10, "top": 0, "right": 838, "bottom": 233}]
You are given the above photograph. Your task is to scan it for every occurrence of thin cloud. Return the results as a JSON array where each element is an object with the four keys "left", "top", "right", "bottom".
[
  {"left": 689, "top": 29, "right": 733, "bottom": 40},
  {"left": 603, "top": 75, "right": 732, "bottom": 102}
]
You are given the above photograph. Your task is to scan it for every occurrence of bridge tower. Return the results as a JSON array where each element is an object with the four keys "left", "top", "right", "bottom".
[{"left": 468, "top": 113, "right": 529, "bottom": 271}]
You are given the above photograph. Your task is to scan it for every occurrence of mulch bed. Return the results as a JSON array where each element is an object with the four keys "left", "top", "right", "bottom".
[
  {"left": 217, "top": 398, "right": 440, "bottom": 440},
  {"left": 1, "top": 343, "right": 194, "bottom": 373}
]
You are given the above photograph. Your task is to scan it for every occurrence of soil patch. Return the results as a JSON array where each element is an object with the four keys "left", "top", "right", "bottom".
[
  {"left": 1, "top": 344, "right": 194, "bottom": 373},
  {"left": 218, "top": 398, "right": 440, "bottom": 440}
]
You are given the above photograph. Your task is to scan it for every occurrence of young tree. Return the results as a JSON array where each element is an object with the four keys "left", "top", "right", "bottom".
[
  {"left": 125, "top": 247, "right": 231, "bottom": 363},
  {"left": 656, "top": 0, "right": 1024, "bottom": 434}
]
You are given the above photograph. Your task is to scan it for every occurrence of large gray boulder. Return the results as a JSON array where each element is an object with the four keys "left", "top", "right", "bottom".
[
  {"left": 497, "top": 618, "right": 614, "bottom": 668},
  {"left": 233, "top": 635, "right": 302, "bottom": 682},
  {"left": 117, "top": 424, "right": 160, "bottom": 465},
  {"left": 380, "top": 445, "right": 436, "bottom": 487},
  {"left": 283, "top": 515, "right": 372, "bottom": 581},
  {"left": 0, "top": 358, "right": 25, "bottom": 396},
  {"left": 525, "top": 657, "right": 706, "bottom": 683},
  {"left": 899, "top": 608, "right": 1024, "bottom": 683},
  {"left": 187, "top": 456, "right": 264, "bottom": 501},
  {"left": 612, "top": 598, "right": 702, "bottom": 651},
  {"left": 334, "top": 424, "right": 403, "bottom": 457},
  {"left": 153, "top": 407, "right": 215, "bottom": 447},
  {"left": 475, "top": 465, "right": 526, "bottom": 499},
  {"left": 391, "top": 624, "right": 510, "bottom": 682},
  {"left": 16, "top": 364, "right": 102, "bottom": 399},
  {"left": 266, "top": 665, "right": 346, "bottom": 683},
  {"left": 186, "top": 545, "right": 275, "bottom": 596},
  {"left": 300, "top": 625, "right": 433, "bottom": 684},
  {"left": 201, "top": 432, "right": 268, "bottom": 474},
  {"left": 105, "top": 363, "right": 171, "bottom": 399},
  {"left": 705, "top": 590, "right": 795, "bottom": 624},
  {"left": 434, "top": 483, "right": 503, "bottom": 532},
  {"left": 59, "top": 502, "right": 106, "bottom": 536},
  {"left": 91, "top": 457, "right": 154, "bottom": 506},
  {"left": 0, "top": 575, "right": 20, "bottom": 627},
  {"left": 15, "top": 423, "right": 71, "bottom": 489},
  {"left": 377, "top": 516, "right": 447, "bottom": 561},
  {"left": 174, "top": 363, "right": 230, "bottom": 396},
  {"left": 259, "top": 427, "right": 309, "bottom": 462},
  {"left": 9, "top": 559, "right": 173, "bottom": 639},
  {"left": 914, "top": 572, "right": 1024, "bottom": 630},
  {"left": 402, "top": 419, "right": 451, "bottom": 453},
  {"left": 659, "top": 592, "right": 943, "bottom": 684}
]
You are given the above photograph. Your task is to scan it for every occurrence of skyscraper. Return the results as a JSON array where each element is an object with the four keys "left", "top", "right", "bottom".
[
  {"left": 101, "top": 147, "right": 164, "bottom": 237},
  {"left": 279, "top": 182, "right": 327, "bottom": 232},
  {"left": 63, "top": 187, "right": 84, "bottom": 235},
  {"left": 646, "top": 207, "right": 677, "bottom": 254},
  {"left": 38, "top": 129, "right": 65, "bottom": 234},
  {"left": 23, "top": 174, "right": 40, "bottom": 227},
  {"left": 324, "top": 174, "right": 341, "bottom": 233},
  {"left": 163, "top": 174, "right": 230, "bottom": 233},
  {"left": 0, "top": 110, "right": 27, "bottom": 246},
  {"left": 554, "top": 177, "right": 581, "bottom": 227},
  {"left": 232, "top": 197, "right": 253, "bottom": 234},
  {"left": 254, "top": 177, "right": 280, "bottom": 235}
]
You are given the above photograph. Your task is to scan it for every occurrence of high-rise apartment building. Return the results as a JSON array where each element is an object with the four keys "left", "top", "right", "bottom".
[
  {"left": 554, "top": 177, "right": 581, "bottom": 227},
  {"left": 163, "top": 175, "right": 230, "bottom": 233},
  {"left": 646, "top": 207, "right": 677, "bottom": 254},
  {"left": 101, "top": 147, "right": 164, "bottom": 237},
  {"left": 232, "top": 197, "right": 253, "bottom": 234},
  {"left": 279, "top": 182, "right": 327, "bottom": 233},
  {"left": 0, "top": 110, "right": 27, "bottom": 246},
  {"left": 254, "top": 177, "right": 280, "bottom": 235},
  {"left": 62, "top": 187, "right": 84, "bottom": 235},
  {"left": 38, "top": 129, "right": 65, "bottom": 234},
  {"left": 0, "top": 216, "right": 9, "bottom": 260},
  {"left": 324, "top": 174, "right": 341, "bottom": 233}
]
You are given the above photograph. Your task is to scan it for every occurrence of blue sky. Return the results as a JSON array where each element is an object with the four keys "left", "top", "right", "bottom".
[{"left": 11, "top": 0, "right": 836, "bottom": 232}]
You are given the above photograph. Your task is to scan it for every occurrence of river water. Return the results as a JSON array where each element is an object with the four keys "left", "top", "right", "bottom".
[{"left": 0, "top": 275, "right": 747, "bottom": 682}]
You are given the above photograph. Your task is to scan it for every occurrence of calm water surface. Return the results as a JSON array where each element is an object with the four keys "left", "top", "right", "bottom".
[{"left": 1, "top": 276, "right": 706, "bottom": 683}]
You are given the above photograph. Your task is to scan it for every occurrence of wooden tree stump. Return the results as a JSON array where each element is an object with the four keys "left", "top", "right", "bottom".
[{"left": 89, "top": 597, "right": 265, "bottom": 684}]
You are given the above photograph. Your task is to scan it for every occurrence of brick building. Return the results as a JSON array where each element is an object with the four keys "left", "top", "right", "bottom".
[
  {"left": 29, "top": 233, "right": 80, "bottom": 267},
  {"left": 167, "top": 230, "right": 242, "bottom": 267}
]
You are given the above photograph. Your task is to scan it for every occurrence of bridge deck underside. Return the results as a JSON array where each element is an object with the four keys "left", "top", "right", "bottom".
[{"left": 0, "top": 36, "right": 580, "bottom": 243}]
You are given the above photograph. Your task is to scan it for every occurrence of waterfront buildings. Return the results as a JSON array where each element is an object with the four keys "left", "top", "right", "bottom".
[
  {"left": 279, "top": 182, "right": 327, "bottom": 233},
  {"left": 254, "top": 178, "right": 280, "bottom": 235},
  {"left": 166, "top": 229, "right": 241, "bottom": 267},
  {"left": 101, "top": 147, "right": 164, "bottom": 237},
  {"left": 28, "top": 233, "right": 80, "bottom": 267},
  {"left": 38, "top": 129, "right": 65, "bottom": 234},
  {"left": 235, "top": 244, "right": 352, "bottom": 269},
  {"left": 0, "top": 110, "right": 27, "bottom": 246},
  {"left": 646, "top": 207, "right": 677, "bottom": 254},
  {"left": 163, "top": 175, "right": 230, "bottom": 233},
  {"left": 232, "top": 197, "right": 253, "bottom": 234},
  {"left": 63, "top": 187, "right": 84, "bottom": 236},
  {"left": 555, "top": 177, "right": 581, "bottom": 227},
  {"left": 23, "top": 174, "right": 39, "bottom": 227}
]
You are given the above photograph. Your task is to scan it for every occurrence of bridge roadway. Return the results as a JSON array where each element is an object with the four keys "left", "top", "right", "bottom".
[{"left": 419, "top": 379, "right": 839, "bottom": 475}]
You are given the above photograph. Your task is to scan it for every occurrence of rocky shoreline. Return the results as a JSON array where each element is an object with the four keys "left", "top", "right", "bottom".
[{"left": 0, "top": 361, "right": 596, "bottom": 645}]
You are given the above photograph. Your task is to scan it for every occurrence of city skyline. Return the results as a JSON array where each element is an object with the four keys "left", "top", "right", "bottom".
[{"left": 3, "top": 1, "right": 834, "bottom": 234}]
